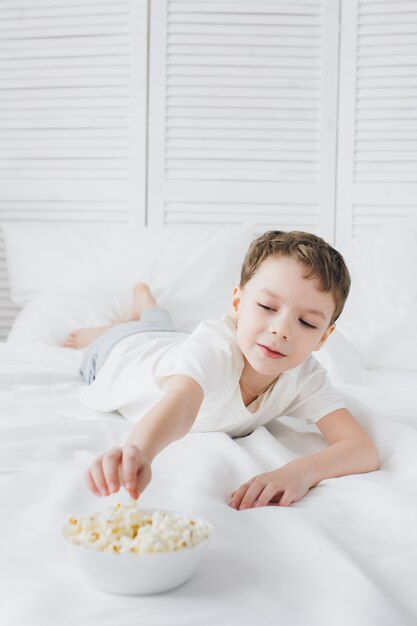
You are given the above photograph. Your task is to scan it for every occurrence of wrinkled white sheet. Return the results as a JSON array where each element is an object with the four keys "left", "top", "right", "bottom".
[{"left": 1, "top": 341, "right": 417, "bottom": 626}]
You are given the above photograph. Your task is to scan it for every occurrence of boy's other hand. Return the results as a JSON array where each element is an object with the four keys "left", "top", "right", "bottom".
[
  {"left": 228, "top": 461, "right": 311, "bottom": 510},
  {"left": 85, "top": 444, "right": 152, "bottom": 500}
]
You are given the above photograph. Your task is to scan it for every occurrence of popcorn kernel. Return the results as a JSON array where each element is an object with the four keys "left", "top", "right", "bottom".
[{"left": 64, "top": 503, "right": 211, "bottom": 555}]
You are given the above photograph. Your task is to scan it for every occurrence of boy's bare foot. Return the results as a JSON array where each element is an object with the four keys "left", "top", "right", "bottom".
[
  {"left": 62, "top": 283, "right": 158, "bottom": 349},
  {"left": 63, "top": 325, "right": 116, "bottom": 349},
  {"left": 131, "top": 282, "right": 158, "bottom": 320}
]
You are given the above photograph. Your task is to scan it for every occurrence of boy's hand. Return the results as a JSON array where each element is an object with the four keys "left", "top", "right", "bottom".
[
  {"left": 229, "top": 461, "right": 312, "bottom": 510},
  {"left": 85, "top": 444, "right": 152, "bottom": 500}
]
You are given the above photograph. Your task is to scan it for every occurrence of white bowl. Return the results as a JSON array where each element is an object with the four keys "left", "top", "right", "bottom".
[{"left": 61, "top": 508, "right": 213, "bottom": 595}]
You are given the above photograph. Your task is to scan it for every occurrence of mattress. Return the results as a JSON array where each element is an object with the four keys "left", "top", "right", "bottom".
[{"left": 1, "top": 342, "right": 417, "bottom": 626}]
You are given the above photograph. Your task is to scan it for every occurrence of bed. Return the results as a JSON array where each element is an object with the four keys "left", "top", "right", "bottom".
[{"left": 1, "top": 221, "right": 417, "bottom": 626}]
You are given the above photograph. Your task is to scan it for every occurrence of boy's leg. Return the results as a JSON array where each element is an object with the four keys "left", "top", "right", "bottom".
[
  {"left": 79, "top": 305, "right": 183, "bottom": 384},
  {"left": 63, "top": 283, "right": 158, "bottom": 349}
]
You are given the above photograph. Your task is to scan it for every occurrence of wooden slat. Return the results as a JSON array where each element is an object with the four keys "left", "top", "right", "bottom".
[{"left": 0, "top": 0, "right": 148, "bottom": 338}]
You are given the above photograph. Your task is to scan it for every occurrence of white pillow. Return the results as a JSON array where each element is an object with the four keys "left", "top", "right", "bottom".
[
  {"left": 7, "top": 294, "right": 112, "bottom": 347},
  {"left": 336, "top": 216, "right": 417, "bottom": 371},
  {"left": 3, "top": 223, "right": 256, "bottom": 344}
]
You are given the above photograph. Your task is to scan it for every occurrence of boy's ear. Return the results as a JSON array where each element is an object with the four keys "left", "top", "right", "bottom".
[
  {"left": 230, "top": 286, "right": 241, "bottom": 319},
  {"left": 313, "top": 323, "right": 336, "bottom": 351}
]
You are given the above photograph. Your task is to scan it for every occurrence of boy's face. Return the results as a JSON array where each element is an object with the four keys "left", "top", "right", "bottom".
[{"left": 231, "top": 256, "right": 336, "bottom": 384}]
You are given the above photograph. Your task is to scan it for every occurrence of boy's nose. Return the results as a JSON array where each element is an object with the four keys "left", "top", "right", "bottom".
[
  {"left": 269, "top": 319, "right": 290, "bottom": 340},
  {"left": 271, "top": 330, "right": 290, "bottom": 341}
]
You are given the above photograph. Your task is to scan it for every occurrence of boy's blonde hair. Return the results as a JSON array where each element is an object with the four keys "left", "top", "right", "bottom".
[{"left": 239, "top": 230, "right": 351, "bottom": 327}]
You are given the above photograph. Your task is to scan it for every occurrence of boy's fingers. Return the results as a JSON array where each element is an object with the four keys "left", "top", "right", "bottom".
[
  {"left": 230, "top": 476, "right": 257, "bottom": 503},
  {"left": 85, "top": 470, "right": 102, "bottom": 497},
  {"left": 122, "top": 445, "right": 141, "bottom": 491},
  {"left": 255, "top": 484, "right": 275, "bottom": 507},
  {"left": 229, "top": 480, "right": 252, "bottom": 506},
  {"left": 91, "top": 459, "right": 110, "bottom": 496},
  {"left": 136, "top": 462, "right": 152, "bottom": 494},
  {"left": 239, "top": 483, "right": 265, "bottom": 509},
  {"left": 128, "top": 487, "right": 140, "bottom": 500},
  {"left": 229, "top": 486, "right": 246, "bottom": 508},
  {"left": 278, "top": 490, "right": 292, "bottom": 507},
  {"left": 102, "top": 448, "right": 122, "bottom": 492},
  {"left": 128, "top": 460, "right": 152, "bottom": 500}
]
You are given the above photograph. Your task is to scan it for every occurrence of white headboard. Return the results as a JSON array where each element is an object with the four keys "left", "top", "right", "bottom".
[{"left": 1, "top": 0, "right": 416, "bottom": 340}]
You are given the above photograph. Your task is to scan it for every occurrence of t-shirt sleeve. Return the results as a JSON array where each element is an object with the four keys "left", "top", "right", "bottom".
[
  {"left": 152, "top": 319, "right": 238, "bottom": 402},
  {"left": 284, "top": 357, "right": 347, "bottom": 425}
]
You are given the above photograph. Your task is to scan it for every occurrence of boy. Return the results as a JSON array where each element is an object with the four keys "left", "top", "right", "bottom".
[{"left": 75, "top": 230, "right": 379, "bottom": 510}]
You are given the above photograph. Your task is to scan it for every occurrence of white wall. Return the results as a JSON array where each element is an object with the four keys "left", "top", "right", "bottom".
[{"left": 1, "top": 0, "right": 417, "bottom": 340}]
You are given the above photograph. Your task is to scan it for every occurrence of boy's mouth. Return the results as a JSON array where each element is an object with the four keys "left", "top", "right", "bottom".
[{"left": 258, "top": 344, "right": 287, "bottom": 359}]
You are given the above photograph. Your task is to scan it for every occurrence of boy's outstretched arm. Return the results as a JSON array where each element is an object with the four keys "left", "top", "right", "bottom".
[
  {"left": 85, "top": 375, "right": 204, "bottom": 500},
  {"left": 125, "top": 374, "right": 204, "bottom": 463},
  {"left": 230, "top": 408, "right": 380, "bottom": 510}
]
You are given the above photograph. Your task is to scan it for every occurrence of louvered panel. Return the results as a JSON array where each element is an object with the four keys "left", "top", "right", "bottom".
[
  {"left": 335, "top": 0, "right": 417, "bottom": 250},
  {"left": 0, "top": 56, "right": 130, "bottom": 70},
  {"left": 358, "top": 55, "right": 417, "bottom": 68},
  {"left": 166, "top": 127, "right": 320, "bottom": 139},
  {"left": 359, "top": 1, "right": 417, "bottom": 12},
  {"left": 165, "top": 2, "right": 322, "bottom": 184},
  {"left": 0, "top": 199, "right": 130, "bottom": 222},
  {"left": 168, "top": 138, "right": 320, "bottom": 150},
  {"left": 0, "top": 0, "right": 148, "bottom": 340},
  {"left": 148, "top": 0, "right": 339, "bottom": 243},
  {"left": 357, "top": 140, "right": 417, "bottom": 150},
  {"left": 169, "top": 63, "right": 321, "bottom": 77},
  {"left": 0, "top": 0, "right": 146, "bottom": 187},
  {"left": 164, "top": 201, "right": 319, "bottom": 231},
  {"left": 168, "top": 107, "right": 319, "bottom": 120},
  {"left": 355, "top": 0, "right": 417, "bottom": 184},
  {"left": 168, "top": 171, "right": 318, "bottom": 182},
  {"left": 352, "top": 203, "right": 417, "bottom": 237},
  {"left": 169, "top": 43, "right": 322, "bottom": 57}
]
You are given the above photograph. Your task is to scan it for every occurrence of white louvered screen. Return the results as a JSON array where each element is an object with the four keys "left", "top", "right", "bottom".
[
  {"left": 0, "top": 0, "right": 148, "bottom": 340},
  {"left": 336, "top": 0, "right": 417, "bottom": 252},
  {"left": 147, "top": 0, "right": 340, "bottom": 240}
]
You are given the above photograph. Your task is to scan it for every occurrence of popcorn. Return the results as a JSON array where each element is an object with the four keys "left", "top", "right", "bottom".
[{"left": 64, "top": 502, "right": 211, "bottom": 554}]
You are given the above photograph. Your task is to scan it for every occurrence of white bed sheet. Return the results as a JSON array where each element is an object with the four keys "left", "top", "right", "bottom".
[{"left": 1, "top": 342, "right": 417, "bottom": 626}]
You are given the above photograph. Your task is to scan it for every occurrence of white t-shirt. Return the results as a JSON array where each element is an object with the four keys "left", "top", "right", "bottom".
[{"left": 79, "top": 314, "right": 347, "bottom": 438}]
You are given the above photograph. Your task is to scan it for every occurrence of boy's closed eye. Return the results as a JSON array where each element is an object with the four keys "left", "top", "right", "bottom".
[{"left": 257, "top": 304, "right": 317, "bottom": 329}]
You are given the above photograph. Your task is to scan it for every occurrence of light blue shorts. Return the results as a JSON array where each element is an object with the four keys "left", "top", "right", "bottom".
[{"left": 79, "top": 307, "right": 190, "bottom": 384}]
